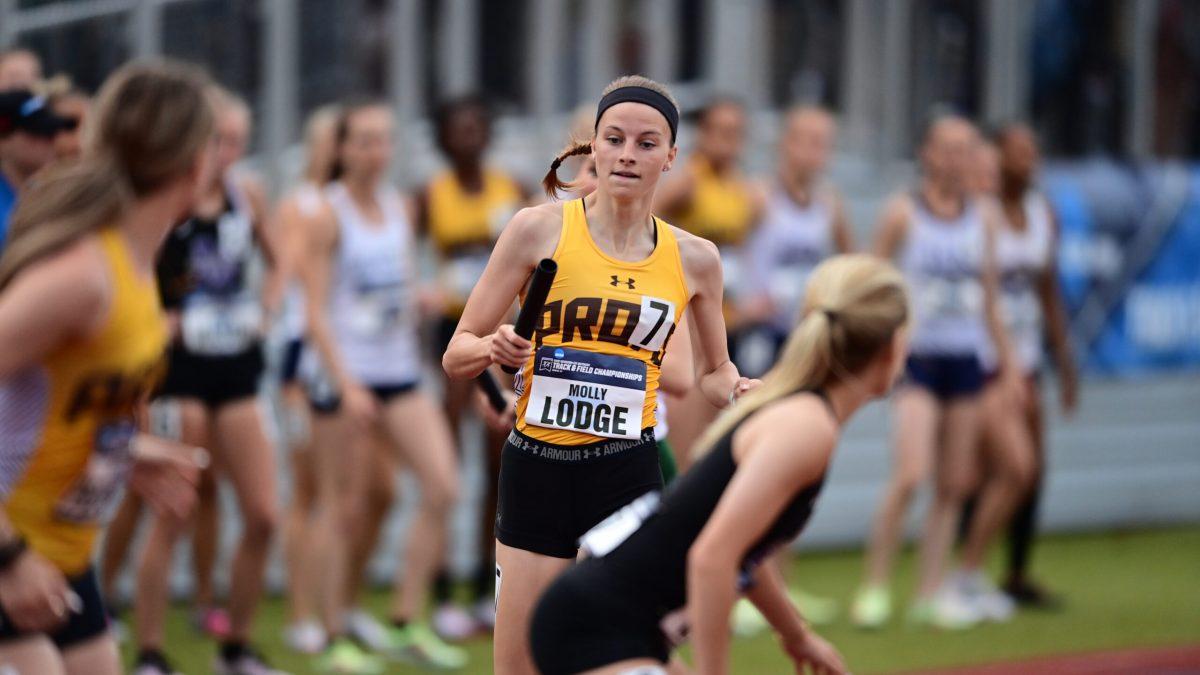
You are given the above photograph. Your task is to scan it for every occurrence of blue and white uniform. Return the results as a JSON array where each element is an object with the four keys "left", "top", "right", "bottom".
[
  {"left": 979, "top": 191, "right": 1054, "bottom": 376},
  {"left": 898, "top": 192, "right": 988, "bottom": 399}
]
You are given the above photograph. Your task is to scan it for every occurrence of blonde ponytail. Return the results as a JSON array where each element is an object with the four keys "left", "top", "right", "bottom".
[{"left": 693, "top": 254, "right": 909, "bottom": 455}]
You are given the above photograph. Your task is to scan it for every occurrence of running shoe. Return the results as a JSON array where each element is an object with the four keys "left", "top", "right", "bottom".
[
  {"left": 472, "top": 598, "right": 497, "bottom": 630},
  {"left": 432, "top": 602, "right": 478, "bottom": 640},
  {"left": 316, "top": 638, "right": 386, "bottom": 675},
  {"left": 1003, "top": 577, "right": 1064, "bottom": 610},
  {"left": 788, "top": 587, "right": 839, "bottom": 625},
  {"left": 345, "top": 609, "right": 392, "bottom": 653},
  {"left": 850, "top": 585, "right": 891, "bottom": 629},
  {"left": 908, "top": 587, "right": 983, "bottom": 630},
  {"left": 193, "top": 606, "right": 232, "bottom": 639},
  {"left": 381, "top": 622, "right": 469, "bottom": 670},
  {"left": 953, "top": 570, "right": 1015, "bottom": 622},
  {"left": 731, "top": 598, "right": 769, "bottom": 637},
  {"left": 283, "top": 619, "right": 327, "bottom": 655},
  {"left": 213, "top": 646, "right": 291, "bottom": 675},
  {"left": 132, "top": 650, "right": 181, "bottom": 675}
]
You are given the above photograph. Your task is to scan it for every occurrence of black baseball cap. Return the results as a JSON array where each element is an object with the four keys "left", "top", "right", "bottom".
[{"left": 0, "top": 89, "right": 78, "bottom": 138}]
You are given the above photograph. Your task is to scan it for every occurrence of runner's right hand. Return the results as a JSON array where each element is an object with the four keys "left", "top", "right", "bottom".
[
  {"left": 0, "top": 548, "right": 76, "bottom": 632},
  {"left": 343, "top": 383, "right": 379, "bottom": 431},
  {"left": 490, "top": 324, "right": 532, "bottom": 370}
]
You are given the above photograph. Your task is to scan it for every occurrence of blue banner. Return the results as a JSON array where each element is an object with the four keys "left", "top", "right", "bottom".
[{"left": 1044, "top": 161, "right": 1200, "bottom": 375}]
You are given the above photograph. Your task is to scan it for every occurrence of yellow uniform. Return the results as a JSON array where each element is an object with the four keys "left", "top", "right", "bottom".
[
  {"left": 427, "top": 168, "right": 522, "bottom": 316},
  {"left": 1, "top": 229, "right": 167, "bottom": 574},
  {"left": 673, "top": 156, "right": 755, "bottom": 247},
  {"left": 514, "top": 198, "right": 690, "bottom": 446}
]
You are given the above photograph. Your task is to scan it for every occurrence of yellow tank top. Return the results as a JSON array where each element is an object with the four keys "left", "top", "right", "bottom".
[
  {"left": 514, "top": 199, "right": 690, "bottom": 446},
  {"left": 2, "top": 229, "right": 167, "bottom": 575},
  {"left": 674, "top": 156, "right": 755, "bottom": 246},
  {"left": 428, "top": 169, "right": 522, "bottom": 315}
]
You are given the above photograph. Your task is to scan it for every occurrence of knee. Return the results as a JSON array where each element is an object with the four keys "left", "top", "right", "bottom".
[
  {"left": 936, "top": 472, "right": 975, "bottom": 504},
  {"left": 890, "top": 470, "right": 924, "bottom": 504},
  {"left": 423, "top": 474, "right": 459, "bottom": 514},
  {"left": 242, "top": 500, "right": 281, "bottom": 542}
]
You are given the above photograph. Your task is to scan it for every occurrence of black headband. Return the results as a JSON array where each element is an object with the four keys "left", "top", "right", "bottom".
[{"left": 595, "top": 86, "right": 679, "bottom": 144}]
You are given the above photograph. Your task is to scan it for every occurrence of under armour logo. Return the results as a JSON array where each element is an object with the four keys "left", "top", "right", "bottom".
[{"left": 610, "top": 275, "right": 635, "bottom": 289}]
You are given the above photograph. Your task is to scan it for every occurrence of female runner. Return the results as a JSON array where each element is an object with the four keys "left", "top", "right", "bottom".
[
  {"left": 443, "top": 75, "right": 757, "bottom": 675},
  {"left": 654, "top": 96, "right": 765, "bottom": 467},
  {"left": 0, "top": 60, "right": 211, "bottom": 675},
  {"left": 301, "top": 101, "right": 465, "bottom": 673},
  {"left": 956, "top": 124, "right": 1077, "bottom": 609},
  {"left": 132, "top": 88, "right": 286, "bottom": 675},
  {"left": 851, "top": 116, "right": 1017, "bottom": 630},
  {"left": 530, "top": 254, "right": 907, "bottom": 675},
  {"left": 417, "top": 95, "right": 525, "bottom": 638}
]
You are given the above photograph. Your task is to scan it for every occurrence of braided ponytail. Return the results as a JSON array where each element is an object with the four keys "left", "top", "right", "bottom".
[{"left": 541, "top": 140, "right": 593, "bottom": 199}]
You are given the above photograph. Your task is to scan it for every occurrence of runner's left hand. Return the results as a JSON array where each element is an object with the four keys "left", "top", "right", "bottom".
[{"left": 782, "top": 629, "right": 847, "bottom": 675}]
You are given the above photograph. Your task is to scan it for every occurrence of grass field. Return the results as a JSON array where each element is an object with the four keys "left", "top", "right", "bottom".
[{"left": 119, "top": 526, "right": 1200, "bottom": 674}]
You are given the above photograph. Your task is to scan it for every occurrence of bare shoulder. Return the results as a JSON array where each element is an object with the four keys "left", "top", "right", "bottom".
[
  {"left": 505, "top": 202, "right": 564, "bottom": 243},
  {"left": 20, "top": 234, "right": 111, "bottom": 314},
  {"left": 671, "top": 226, "right": 721, "bottom": 274},
  {"left": 881, "top": 190, "right": 915, "bottom": 221},
  {"left": 760, "top": 392, "right": 839, "bottom": 442}
]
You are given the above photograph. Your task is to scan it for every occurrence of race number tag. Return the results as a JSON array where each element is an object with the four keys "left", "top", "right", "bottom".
[
  {"left": 181, "top": 294, "right": 263, "bottom": 356},
  {"left": 443, "top": 254, "right": 489, "bottom": 302},
  {"left": 54, "top": 420, "right": 136, "bottom": 524},
  {"left": 579, "top": 490, "right": 660, "bottom": 557},
  {"left": 524, "top": 346, "right": 647, "bottom": 440},
  {"left": 349, "top": 282, "right": 409, "bottom": 338},
  {"left": 627, "top": 296, "right": 677, "bottom": 353}
]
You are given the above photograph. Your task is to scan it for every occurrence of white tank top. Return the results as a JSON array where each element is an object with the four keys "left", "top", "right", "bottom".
[
  {"left": 746, "top": 186, "right": 835, "bottom": 332},
  {"left": 899, "top": 192, "right": 987, "bottom": 357},
  {"left": 280, "top": 181, "right": 324, "bottom": 341},
  {"left": 979, "top": 191, "right": 1053, "bottom": 373},
  {"left": 325, "top": 181, "right": 422, "bottom": 385}
]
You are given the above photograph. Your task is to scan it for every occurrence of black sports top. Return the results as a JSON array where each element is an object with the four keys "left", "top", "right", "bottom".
[{"left": 584, "top": 389, "right": 832, "bottom": 617}]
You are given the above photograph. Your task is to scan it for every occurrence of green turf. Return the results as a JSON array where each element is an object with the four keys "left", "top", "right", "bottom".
[{"left": 119, "top": 526, "right": 1200, "bottom": 674}]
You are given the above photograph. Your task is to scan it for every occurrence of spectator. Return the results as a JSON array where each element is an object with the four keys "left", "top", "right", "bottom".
[{"left": 0, "top": 90, "right": 75, "bottom": 249}]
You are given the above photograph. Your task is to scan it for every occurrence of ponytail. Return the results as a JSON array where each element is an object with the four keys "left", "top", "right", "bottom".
[
  {"left": 0, "top": 158, "right": 131, "bottom": 290},
  {"left": 541, "top": 140, "right": 593, "bottom": 199},
  {"left": 692, "top": 254, "right": 910, "bottom": 456},
  {"left": 0, "top": 59, "right": 213, "bottom": 291}
]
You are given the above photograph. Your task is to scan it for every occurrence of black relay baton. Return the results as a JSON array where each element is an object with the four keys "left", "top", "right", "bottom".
[
  {"left": 475, "top": 370, "right": 508, "bottom": 414},
  {"left": 501, "top": 258, "right": 558, "bottom": 375}
]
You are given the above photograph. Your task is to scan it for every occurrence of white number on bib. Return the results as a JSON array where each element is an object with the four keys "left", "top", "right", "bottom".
[
  {"left": 181, "top": 294, "right": 262, "bottom": 356},
  {"left": 628, "top": 297, "right": 676, "bottom": 353},
  {"left": 524, "top": 346, "right": 648, "bottom": 440}
]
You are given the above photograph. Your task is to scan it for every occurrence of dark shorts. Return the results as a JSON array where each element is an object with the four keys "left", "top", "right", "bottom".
[
  {"left": 158, "top": 345, "right": 264, "bottom": 408},
  {"left": 309, "top": 380, "right": 421, "bottom": 415},
  {"left": 903, "top": 354, "right": 985, "bottom": 401},
  {"left": 280, "top": 339, "right": 304, "bottom": 385},
  {"left": 0, "top": 567, "right": 109, "bottom": 649},
  {"left": 530, "top": 558, "right": 668, "bottom": 674},
  {"left": 435, "top": 314, "right": 460, "bottom": 358},
  {"left": 496, "top": 428, "right": 664, "bottom": 559}
]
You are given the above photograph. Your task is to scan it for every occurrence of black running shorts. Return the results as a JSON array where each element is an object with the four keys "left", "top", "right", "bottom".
[
  {"left": 496, "top": 427, "right": 663, "bottom": 559},
  {"left": 0, "top": 566, "right": 110, "bottom": 648},
  {"left": 158, "top": 345, "right": 264, "bottom": 409}
]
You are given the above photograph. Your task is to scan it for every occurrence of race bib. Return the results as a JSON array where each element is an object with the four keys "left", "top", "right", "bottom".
[
  {"left": 524, "top": 346, "right": 647, "bottom": 440},
  {"left": 578, "top": 490, "right": 660, "bottom": 557},
  {"left": 181, "top": 294, "right": 262, "bottom": 356},
  {"left": 917, "top": 277, "right": 982, "bottom": 320},
  {"left": 349, "top": 282, "right": 409, "bottom": 338},
  {"left": 54, "top": 420, "right": 136, "bottom": 524},
  {"left": 443, "top": 254, "right": 489, "bottom": 302}
]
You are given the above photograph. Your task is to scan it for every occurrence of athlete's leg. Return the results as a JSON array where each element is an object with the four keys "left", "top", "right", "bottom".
[
  {"left": 98, "top": 490, "right": 143, "bottom": 605},
  {"left": 311, "top": 410, "right": 370, "bottom": 635},
  {"left": 862, "top": 387, "right": 939, "bottom": 588},
  {"left": 344, "top": 431, "right": 396, "bottom": 607},
  {"left": 960, "top": 384, "right": 1035, "bottom": 571},
  {"left": 1008, "top": 378, "right": 1046, "bottom": 584},
  {"left": 493, "top": 542, "right": 574, "bottom": 675},
  {"left": 433, "top": 376, "right": 473, "bottom": 607},
  {"left": 472, "top": 427, "right": 505, "bottom": 603},
  {"left": 134, "top": 399, "right": 209, "bottom": 652},
  {"left": 283, "top": 392, "right": 319, "bottom": 624},
  {"left": 211, "top": 397, "right": 281, "bottom": 642},
  {"left": 915, "top": 395, "right": 981, "bottom": 599},
  {"left": 61, "top": 633, "right": 120, "bottom": 675},
  {"left": 0, "top": 635, "right": 67, "bottom": 675},
  {"left": 378, "top": 391, "right": 460, "bottom": 624},
  {"left": 190, "top": 464, "right": 220, "bottom": 610}
]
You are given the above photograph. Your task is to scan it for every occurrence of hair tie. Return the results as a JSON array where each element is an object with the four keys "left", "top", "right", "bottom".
[{"left": 550, "top": 157, "right": 562, "bottom": 171}]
